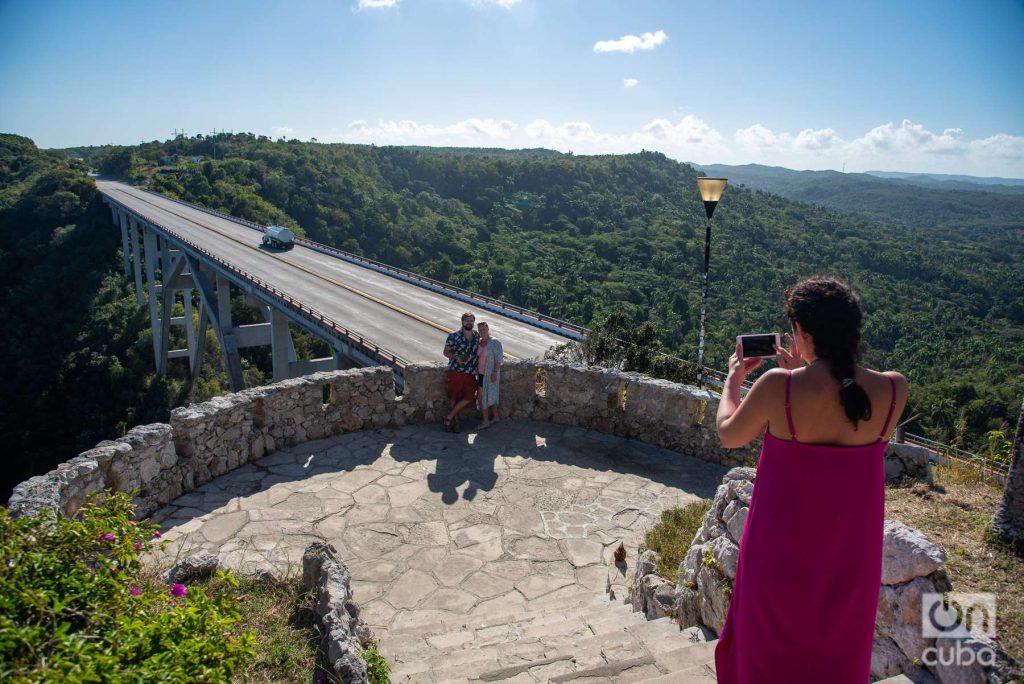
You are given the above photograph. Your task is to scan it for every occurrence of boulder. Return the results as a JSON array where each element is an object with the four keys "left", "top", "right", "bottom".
[
  {"left": 163, "top": 552, "right": 220, "bottom": 584},
  {"left": 881, "top": 521, "right": 947, "bottom": 585}
]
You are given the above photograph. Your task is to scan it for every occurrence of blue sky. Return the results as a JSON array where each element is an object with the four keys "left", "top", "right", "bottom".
[{"left": 1, "top": 0, "right": 1022, "bottom": 175}]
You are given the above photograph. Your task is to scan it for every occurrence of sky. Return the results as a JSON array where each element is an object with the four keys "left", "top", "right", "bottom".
[{"left": 1, "top": 0, "right": 1022, "bottom": 176}]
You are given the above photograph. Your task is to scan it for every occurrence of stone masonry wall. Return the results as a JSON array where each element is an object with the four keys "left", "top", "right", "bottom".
[{"left": 7, "top": 360, "right": 927, "bottom": 520}]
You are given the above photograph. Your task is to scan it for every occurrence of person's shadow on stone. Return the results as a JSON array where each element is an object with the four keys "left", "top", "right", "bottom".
[{"left": 389, "top": 425, "right": 499, "bottom": 505}]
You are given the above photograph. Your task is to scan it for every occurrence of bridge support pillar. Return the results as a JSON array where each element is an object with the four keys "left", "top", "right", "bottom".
[
  {"left": 117, "top": 210, "right": 131, "bottom": 277},
  {"left": 184, "top": 258, "right": 245, "bottom": 391},
  {"left": 128, "top": 215, "right": 144, "bottom": 305},
  {"left": 157, "top": 247, "right": 184, "bottom": 378},
  {"left": 182, "top": 289, "right": 196, "bottom": 374},
  {"left": 191, "top": 300, "right": 210, "bottom": 381},
  {"left": 142, "top": 225, "right": 164, "bottom": 374},
  {"left": 269, "top": 308, "right": 294, "bottom": 382},
  {"left": 216, "top": 274, "right": 245, "bottom": 391}
]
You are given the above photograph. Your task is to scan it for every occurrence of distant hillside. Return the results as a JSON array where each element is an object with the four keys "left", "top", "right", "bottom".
[
  {"left": 865, "top": 170, "right": 1024, "bottom": 192},
  {"left": 695, "top": 163, "right": 1024, "bottom": 231}
]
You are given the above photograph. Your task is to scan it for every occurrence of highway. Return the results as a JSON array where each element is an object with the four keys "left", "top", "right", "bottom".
[{"left": 97, "top": 181, "right": 573, "bottom": 364}]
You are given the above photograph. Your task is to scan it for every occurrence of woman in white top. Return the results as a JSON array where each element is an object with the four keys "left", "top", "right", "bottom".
[{"left": 476, "top": 322, "right": 503, "bottom": 429}]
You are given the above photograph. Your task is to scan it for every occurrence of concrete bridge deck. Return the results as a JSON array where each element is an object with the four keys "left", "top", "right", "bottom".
[{"left": 98, "top": 181, "right": 570, "bottom": 365}]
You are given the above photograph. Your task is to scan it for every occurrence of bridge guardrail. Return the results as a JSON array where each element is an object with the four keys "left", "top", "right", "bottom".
[
  {"left": 104, "top": 196, "right": 408, "bottom": 373},
  {"left": 120, "top": 189, "right": 1008, "bottom": 480},
  {"left": 135, "top": 187, "right": 587, "bottom": 339}
]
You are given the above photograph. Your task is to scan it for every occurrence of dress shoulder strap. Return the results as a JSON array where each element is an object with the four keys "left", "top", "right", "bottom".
[
  {"left": 784, "top": 369, "right": 797, "bottom": 440},
  {"left": 878, "top": 373, "right": 898, "bottom": 440}
]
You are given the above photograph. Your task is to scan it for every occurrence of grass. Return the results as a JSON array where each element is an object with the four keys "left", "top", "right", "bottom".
[
  {"left": 885, "top": 462, "right": 1023, "bottom": 662},
  {"left": 222, "top": 575, "right": 340, "bottom": 684},
  {"left": 642, "top": 500, "right": 713, "bottom": 584}
]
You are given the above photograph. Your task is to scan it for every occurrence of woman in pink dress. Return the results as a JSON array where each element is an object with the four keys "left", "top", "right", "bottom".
[{"left": 714, "top": 275, "right": 908, "bottom": 684}]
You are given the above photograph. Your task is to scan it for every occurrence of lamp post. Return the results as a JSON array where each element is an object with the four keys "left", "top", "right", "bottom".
[{"left": 695, "top": 177, "right": 727, "bottom": 388}]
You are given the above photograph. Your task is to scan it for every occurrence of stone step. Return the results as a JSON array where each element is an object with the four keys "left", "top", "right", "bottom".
[
  {"left": 547, "top": 654, "right": 662, "bottom": 683},
  {"left": 463, "top": 623, "right": 709, "bottom": 682},
  {"left": 382, "top": 590, "right": 625, "bottom": 641},
  {"left": 390, "top": 610, "right": 647, "bottom": 678}
]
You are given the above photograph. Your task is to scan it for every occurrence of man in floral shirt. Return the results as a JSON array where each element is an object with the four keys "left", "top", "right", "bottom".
[{"left": 443, "top": 312, "right": 480, "bottom": 433}]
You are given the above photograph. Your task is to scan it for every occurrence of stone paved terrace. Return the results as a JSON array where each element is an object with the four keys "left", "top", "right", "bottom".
[{"left": 150, "top": 420, "right": 728, "bottom": 667}]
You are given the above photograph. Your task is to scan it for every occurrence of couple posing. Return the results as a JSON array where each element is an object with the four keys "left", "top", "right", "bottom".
[{"left": 442, "top": 312, "right": 502, "bottom": 433}]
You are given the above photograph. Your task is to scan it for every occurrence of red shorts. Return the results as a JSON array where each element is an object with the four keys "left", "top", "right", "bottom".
[{"left": 447, "top": 370, "right": 477, "bottom": 403}]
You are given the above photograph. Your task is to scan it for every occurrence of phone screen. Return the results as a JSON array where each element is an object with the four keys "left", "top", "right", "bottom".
[{"left": 740, "top": 334, "right": 778, "bottom": 358}]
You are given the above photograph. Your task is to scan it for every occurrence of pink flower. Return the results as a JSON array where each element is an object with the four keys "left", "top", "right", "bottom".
[
  {"left": 133, "top": 542, "right": 142, "bottom": 551},
  {"left": 170, "top": 583, "right": 188, "bottom": 598},
  {"left": 129, "top": 586, "right": 141, "bottom": 596},
  {"left": 128, "top": 521, "right": 137, "bottom": 527},
  {"left": 102, "top": 533, "right": 115, "bottom": 541},
  {"left": 152, "top": 530, "right": 163, "bottom": 539}
]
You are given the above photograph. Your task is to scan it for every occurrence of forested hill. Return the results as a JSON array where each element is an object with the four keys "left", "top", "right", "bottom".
[
  {"left": 3, "top": 133, "right": 1022, "bottom": 499},
  {"left": 0, "top": 134, "right": 197, "bottom": 502},
  {"left": 77, "top": 134, "right": 1024, "bottom": 448},
  {"left": 696, "top": 162, "right": 1024, "bottom": 230}
]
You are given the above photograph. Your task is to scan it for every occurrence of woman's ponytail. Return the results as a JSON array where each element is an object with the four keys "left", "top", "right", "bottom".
[{"left": 828, "top": 342, "right": 872, "bottom": 428}]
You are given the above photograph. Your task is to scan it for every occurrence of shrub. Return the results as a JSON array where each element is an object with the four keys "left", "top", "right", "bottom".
[
  {"left": 361, "top": 642, "right": 392, "bottom": 684},
  {"left": 643, "top": 500, "right": 713, "bottom": 583},
  {"left": 0, "top": 492, "right": 255, "bottom": 683}
]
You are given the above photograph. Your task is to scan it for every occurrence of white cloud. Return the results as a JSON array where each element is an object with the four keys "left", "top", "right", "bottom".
[
  {"left": 851, "top": 119, "right": 967, "bottom": 156},
  {"left": 471, "top": 0, "right": 522, "bottom": 7},
  {"left": 357, "top": 0, "right": 397, "bottom": 9},
  {"left": 343, "top": 118, "right": 517, "bottom": 144},
  {"left": 969, "top": 133, "right": 1024, "bottom": 160},
  {"left": 594, "top": 30, "right": 668, "bottom": 54},
  {"left": 329, "top": 116, "right": 1024, "bottom": 176},
  {"left": 794, "top": 127, "right": 842, "bottom": 151},
  {"left": 735, "top": 123, "right": 785, "bottom": 148},
  {"left": 637, "top": 115, "right": 723, "bottom": 147},
  {"left": 272, "top": 125, "right": 295, "bottom": 138},
  {"left": 623, "top": 78, "right": 638, "bottom": 88}
]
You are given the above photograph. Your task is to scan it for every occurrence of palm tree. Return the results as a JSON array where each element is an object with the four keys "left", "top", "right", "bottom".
[{"left": 990, "top": 396, "right": 1024, "bottom": 549}]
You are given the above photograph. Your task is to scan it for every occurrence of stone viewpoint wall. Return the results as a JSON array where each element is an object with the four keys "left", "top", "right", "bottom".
[{"left": 8, "top": 361, "right": 929, "bottom": 520}]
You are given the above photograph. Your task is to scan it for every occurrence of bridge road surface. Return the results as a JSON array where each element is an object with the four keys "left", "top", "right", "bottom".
[{"left": 98, "top": 181, "right": 572, "bottom": 364}]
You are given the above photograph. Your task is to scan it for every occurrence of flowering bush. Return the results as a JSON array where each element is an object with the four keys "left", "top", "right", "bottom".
[{"left": 0, "top": 492, "right": 254, "bottom": 683}]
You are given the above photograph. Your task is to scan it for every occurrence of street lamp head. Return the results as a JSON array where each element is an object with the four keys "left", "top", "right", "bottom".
[{"left": 697, "top": 177, "right": 728, "bottom": 220}]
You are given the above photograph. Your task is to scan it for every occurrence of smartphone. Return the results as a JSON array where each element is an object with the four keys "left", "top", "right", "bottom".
[{"left": 738, "top": 333, "right": 780, "bottom": 359}]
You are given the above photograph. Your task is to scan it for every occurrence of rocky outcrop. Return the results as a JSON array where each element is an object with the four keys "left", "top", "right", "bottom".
[
  {"left": 629, "top": 550, "right": 676, "bottom": 619},
  {"left": 672, "top": 467, "right": 752, "bottom": 634},
  {"left": 885, "top": 442, "right": 934, "bottom": 485},
  {"left": 303, "top": 542, "right": 373, "bottom": 684},
  {"left": 872, "top": 520, "right": 953, "bottom": 681}
]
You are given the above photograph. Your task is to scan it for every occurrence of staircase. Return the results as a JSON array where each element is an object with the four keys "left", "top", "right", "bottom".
[
  {"left": 381, "top": 585, "right": 921, "bottom": 683},
  {"left": 382, "top": 585, "right": 718, "bottom": 683}
]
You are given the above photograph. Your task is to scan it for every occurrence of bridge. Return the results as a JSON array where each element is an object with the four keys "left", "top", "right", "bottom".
[{"left": 97, "top": 181, "right": 581, "bottom": 392}]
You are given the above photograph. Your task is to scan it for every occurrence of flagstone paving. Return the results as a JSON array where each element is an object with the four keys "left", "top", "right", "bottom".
[
  {"left": 150, "top": 420, "right": 727, "bottom": 658},
  {"left": 146, "top": 421, "right": 933, "bottom": 683}
]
